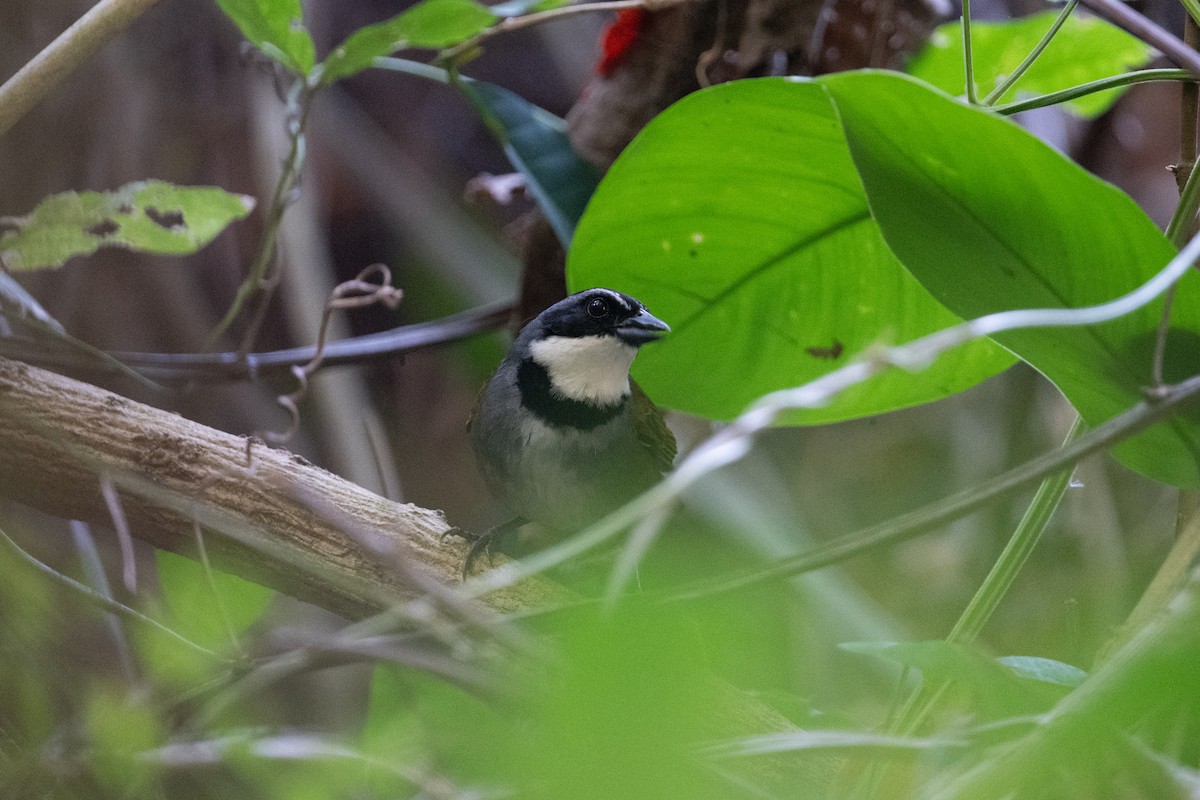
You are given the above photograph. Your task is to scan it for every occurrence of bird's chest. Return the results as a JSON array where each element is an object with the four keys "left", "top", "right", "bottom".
[{"left": 500, "top": 412, "right": 644, "bottom": 531}]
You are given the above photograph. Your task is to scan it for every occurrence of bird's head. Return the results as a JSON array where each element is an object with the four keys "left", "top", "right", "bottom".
[{"left": 519, "top": 288, "right": 669, "bottom": 406}]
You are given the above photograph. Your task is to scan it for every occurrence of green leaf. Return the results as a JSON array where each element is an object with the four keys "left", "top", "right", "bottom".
[
  {"left": 840, "top": 640, "right": 1043, "bottom": 717},
  {"left": 488, "top": 0, "right": 570, "bottom": 15},
  {"left": 373, "top": 58, "right": 599, "bottom": 244},
  {"left": 0, "top": 181, "right": 255, "bottom": 272},
  {"left": 821, "top": 71, "right": 1200, "bottom": 487},
  {"left": 997, "top": 655, "right": 1087, "bottom": 688},
  {"left": 86, "top": 688, "right": 163, "bottom": 793},
  {"left": 156, "top": 550, "right": 273, "bottom": 652},
  {"left": 907, "top": 12, "right": 1154, "bottom": 117},
  {"left": 322, "top": 0, "right": 497, "bottom": 83},
  {"left": 840, "top": 640, "right": 1002, "bottom": 684},
  {"left": 569, "top": 79, "right": 1014, "bottom": 424},
  {"left": 213, "top": 0, "right": 315, "bottom": 74},
  {"left": 460, "top": 80, "right": 600, "bottom": 244}
]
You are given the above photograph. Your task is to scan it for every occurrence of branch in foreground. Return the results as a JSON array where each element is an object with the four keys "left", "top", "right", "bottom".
[
  {"left": 0, "top": 354, "right": 834, "bottom": 790},
  {"left": 0, "top": 355, "right": 558, "bottom": 618}
]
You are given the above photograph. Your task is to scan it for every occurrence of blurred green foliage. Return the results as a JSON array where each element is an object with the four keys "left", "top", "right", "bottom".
[
  {"left": 907, "top": 11, "right": 1154, "bottom": 116},
  {"left": 2, "top": 1, "right": 1199, "bottom": 799}
]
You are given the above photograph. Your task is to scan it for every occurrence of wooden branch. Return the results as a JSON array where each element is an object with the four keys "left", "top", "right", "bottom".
[
  {"left": 0, "top": 355, "right": 565, "bottom": 618},
  {"left": 0, "top": 0, "right": 163, "bottom": 138},
  {"left": 0, "top": 355, "right": 839, "bottom": 789}
]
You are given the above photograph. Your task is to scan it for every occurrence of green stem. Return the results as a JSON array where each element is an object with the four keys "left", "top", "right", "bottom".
[
  {"left": 961, "top": 0, "right": 979, "bottom": 104},
  {"left": 664, "top": 372, "right": 1200, "bottom": 603},
  {"left": 207, "top": 81, "right": 317, "bottom": 350},
  {"left": 885, "top": 416, "right": 1084, "bottom": 746},
  {"left": 1152, "top": 23, "right": 1200, "bottom": 388},
  {"left": 0, "top": 0, "right": 161, "bottom": 139},
  {"left": 934, "top": 562, "right": 1200, "bottom": 800},
  {"left": 1182, "top": 0, "right": 1200, "bottom": 30},
  {"left": 983, "top": 0, "right": 1079, "bottom": 106},
  {"left": 994, "top": 69, "right": 1194, "bottom": 116},
  {"left": 948, "top": 415, "right": 1086, "bottom": 642},
  {"left": 1097, "top": 492, "right": 1200, "bottom": 663},
  {"left": 1166, "top": 143, "right": 1200, "bottom": 248}
]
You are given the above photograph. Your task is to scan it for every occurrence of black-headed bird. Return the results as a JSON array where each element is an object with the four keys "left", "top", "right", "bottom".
[{"left": 460, "top": 288, "right": 675, "bottom": 574}]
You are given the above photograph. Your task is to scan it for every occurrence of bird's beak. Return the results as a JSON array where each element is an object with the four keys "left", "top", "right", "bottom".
[{"left": 615, "top": 309, "right": 670, "bottom": 346}]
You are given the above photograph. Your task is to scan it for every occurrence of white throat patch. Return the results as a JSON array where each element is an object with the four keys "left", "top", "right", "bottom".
[{"left": 529, "top": 334, "right": 637, "bottom": 405}]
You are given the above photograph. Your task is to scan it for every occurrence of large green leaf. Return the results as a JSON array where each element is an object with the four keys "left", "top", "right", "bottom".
[
  {"left": 0, "top": 181, "right": 255, "bottom": 271},
  {"left": 822, "top": 71, "right": 1200, "bottom": 486},
  {"left": 322, "top": 0, "right": 498, "bottom": 83},
  {"left": 907, "top": 12, "right": 1154, "bottom": 117},
  {"left": 213, "top": 0, "right": 315, "bottom": 74},
  {"left": 569, "top": 79, "right": 1014, "bottom": 424}
]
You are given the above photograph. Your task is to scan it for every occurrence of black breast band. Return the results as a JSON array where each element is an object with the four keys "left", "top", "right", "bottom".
[{"left": 517, "top": 358, "right": 626, "bottom": 430}]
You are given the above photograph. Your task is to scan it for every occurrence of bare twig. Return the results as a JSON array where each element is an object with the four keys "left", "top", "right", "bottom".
[
  {"left": 0, "top": 299, "right": 514, "bottom": 383},
  {"left": 0, "top": 354, "right": 566, "bottom": 618},
  {"left": 1077, "top": 0, "right": 1200, "bottom": 77},
  {"left": 99, "top": 474, "right": 137, "bottom": 593},
  {"left": 0, "top": 0, "right": 162, "bottom": 138},
  {"left": 439, "top": 0, "right": 692, "bottom": 66},
  {"left": 262, "top": 264, "right": 403, "bottom": 446}
]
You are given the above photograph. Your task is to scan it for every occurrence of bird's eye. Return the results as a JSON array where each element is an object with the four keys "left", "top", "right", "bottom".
[{"left": 586, "top": 297, "right": 609, "bottom": 318}]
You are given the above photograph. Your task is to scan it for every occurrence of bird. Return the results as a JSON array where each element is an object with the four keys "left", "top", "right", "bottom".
[{"left": 456, "top": 288, "right": 676, "bottom": 576}]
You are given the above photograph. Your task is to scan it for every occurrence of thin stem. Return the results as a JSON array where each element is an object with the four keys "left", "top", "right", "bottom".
[
  {"left": 1165, "top": 133, "right": 1200, "bottom": 249},
  {"left": 983, "top": 0, "right": 1079, "bottom": 106},
  {"left": 961, "top": 0, "right": 980, "bottom": 104},
  {"left": 1152, "top": 18, "right": 1200, "bottom": 388},
  {"left": 70, "top": 521, "right": 136, "bottom": 680},
  {"left": 993, "top": 69, "right": 1195, "bottom": 116},
  {"left": 1097, "top": 492, "right": 1200, "bottom": 663},
  {"left": 0, "top": 0, "right": 162, "bottom": 139},
  {"left": 1078, "top": 0, "right": 1200, "bottom": 78},
  {"left": 869, "top": 415, "right": 1086, "bottom": 773},
  {"left": 933, "top": 563, "right": 1200, "bottom": 800},
  {"left": 207, "top": 82, "right": 317, "bottom": 350},
  {"left": 664, "top": 386, "right": 1198, "bottom": 604},
  {"left": 1179, "top": 16, "right": 1200, "bottom": 191},
  {"left": 0, "top": 526, "right": 224, "bottom": 660},
  {"left": 192, "top": 522, "right": 246, "bottom": 657},
  {"left": 949, "top": 415, "right": 1087, "bottom": 643},
  {"left": 439, "top": 0, "right": 688, "bottom": 66},
  {"left": 1184, "top": 0, "right": 1200, "bottom": 30}
]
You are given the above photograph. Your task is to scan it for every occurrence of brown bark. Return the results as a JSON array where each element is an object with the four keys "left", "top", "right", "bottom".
[
  {"left": 0, "top": 356, "right": 566, "bottom": 618},
  {"left": 0, "top": 355, "right": 838, "bottom": 789}
]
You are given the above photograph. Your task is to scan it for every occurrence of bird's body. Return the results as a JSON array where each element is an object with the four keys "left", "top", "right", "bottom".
[{"left": 468, "top": 288, "right": 674, "bottom": 540}]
